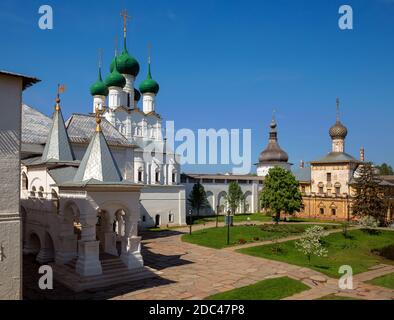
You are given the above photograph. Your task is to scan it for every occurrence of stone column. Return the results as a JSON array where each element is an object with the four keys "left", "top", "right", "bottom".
[
  {"left": 103, "top": 210, "right": 118, "bottom": 256},
  {"left": 75, "top": 213, "right": 102, "bottom": 276},
  {"left": 120, "top": 236, "right": 143, "bottom": 269}
]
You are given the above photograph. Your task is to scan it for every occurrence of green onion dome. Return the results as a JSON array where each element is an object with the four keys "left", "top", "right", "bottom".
[
  {"left": 139, "top": 63, "right": 160, "bottom": 95},
  {"left": 105, "top": 58, "right": 126, "bottom": 88},
  {"left": 134, "top": 88, "right": 141, "bottom": 102},
  {"left": 110, "top": 47, "right": 140, "bottom": 77},
  {"left": 90, "top": 68, "right": 109, "bottom": 96}
]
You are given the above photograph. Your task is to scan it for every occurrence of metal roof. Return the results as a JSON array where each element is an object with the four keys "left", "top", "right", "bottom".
[
  {"left": 66, "top": 113, "right": 133, "bottom": 147},
  {"left": 0, "top": 70, "right": 40, "bottom": 90},
  {"left": 73, "top": 130, "right": 123, "bottom": 183},
  {"left": 22, "top": 104, "right": 52, "bottom": 145},
  {"left": 311, "top": 152, "right": 359, "bottom": 164},
  {"left": 293, "top": 167, "right": 312, "bottom": 182},
  {"left": 182, "top": 173, "right": 264, "bottom": 181},
  {"left": 48, "top": 167, "right": 77, "bottom": 184},
  {"left": 41, "top": 108, "right": 75, "bottom": 162}
]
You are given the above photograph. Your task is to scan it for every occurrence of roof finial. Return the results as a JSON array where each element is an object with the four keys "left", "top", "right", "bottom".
[
  {"left": 55, "top": 84, "right": 65, "bottom": 111},
  {"left": 98, "top": 48, "right": 103, "bottom": 80},
  {"left": 114, "top": 36, "right": 118, "bottom": 57},
  {"left": 336, "top": 97, "right": 340, "bottom": 122},
  {"left": 95, "top": 104, "right": 105, "bottom": 132},
  {"left": 120, "top": 9, "right": 131, "bottom": 50},
  {"left": 147, "top": 43, "right": 152, "bottom": 78}
]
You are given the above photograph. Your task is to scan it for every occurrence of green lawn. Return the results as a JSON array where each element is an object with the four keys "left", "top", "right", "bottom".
[
  {"left": 205, "top": 276, "right": 309, "bottom": 300},
  {"left": 182, "top": 224, "right": 338, "bottom": 249},
  {"left": 366, "top": 272, "right": 394, "bottom": 290},
  {"left": 238, "top": 229, "right": 394, "bottom": 278},
  {"left": 316, "top": 294, "right": 362, "bottom": 300}
]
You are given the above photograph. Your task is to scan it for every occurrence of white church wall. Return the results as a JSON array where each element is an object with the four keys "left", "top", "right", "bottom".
[
  {"left": 139, "top": 185, "right": 186, "bottom": 228},
  {"left": 0, "top": 74, "right": 23, "bottom": 299}
]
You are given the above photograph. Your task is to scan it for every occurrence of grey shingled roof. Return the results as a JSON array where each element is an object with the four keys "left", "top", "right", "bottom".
[
  {"left": 311, "top": 152, "right": 358, "bottom": 164},
  {"left": 73, "top": 130, "right": 123, "bottom": 183},
  {"left": 22, "top": 104, "right": 52, "bottom": 145},
  {"left": 293, "top": 167, "right": 311, "bottom": 182},
  {"left": 48, "top": 167, "right": 77, "bottom": 184},
  {"left": 66, "top": 114, "right": 132, "bottom": 147},
  {"left": 41, "top": 108, "right": 75, "bottom": 162}
]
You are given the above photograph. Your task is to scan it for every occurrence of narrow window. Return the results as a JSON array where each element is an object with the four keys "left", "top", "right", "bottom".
[
  {"left": 155, "top": 171, "right": 160, "bottom": 182},
  {"left": 327, "top": 173, "right": 332, "bottom": 182},
  {"left": 320, "top": 208, "right": 325, "bottom": 215},
  {"left": 172, "top": 172, "right": 176, "bottom": 183},
  {"left": 138, "top": 170, "right": 143, "bottom": 182},
  {"left": 331, "top": 208, "right": 336, "bottom": 215}
]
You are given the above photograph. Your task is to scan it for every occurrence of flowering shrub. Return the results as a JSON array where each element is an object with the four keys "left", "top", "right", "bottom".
[
  {"left": 295, "top": 226, "right": 328, "bottom": 263},
  {"left": 238, "top": 238, "right": 247, "bottom": 244},
  {"left": 359, "top": 216, "right": 379, "bottom": 228}
]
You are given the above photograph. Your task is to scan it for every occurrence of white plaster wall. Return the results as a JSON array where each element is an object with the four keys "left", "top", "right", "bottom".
[
  {"left": 139, "top": 186, "right": 186, "bottom": 228},
  {"left": 0, "top": 74, "right": 23, "bottom": 299}
]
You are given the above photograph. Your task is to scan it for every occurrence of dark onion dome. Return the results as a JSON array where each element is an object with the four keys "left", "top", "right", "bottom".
[
  {"left": 90, "top": 67, "right": 108, "bottom": 96},
  {"left": 329, "top": 120, "right": 348, "bottom": 140},
  {"left": 134, "top": 88, "right": 141, "bottom": 101},
  {"left": 139, "top": 62, "right": 160, "bottom": 95},
  {"left": 105, "top": 58, "right": 126, "bottom": 88},
  {"left": 258, "top": 119, "right": 289, "bottom": 163},
  {"left": 110, "top": 46, "right": 140, "bottom": 77}
]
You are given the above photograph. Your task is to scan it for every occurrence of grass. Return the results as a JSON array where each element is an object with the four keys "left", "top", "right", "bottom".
[
  {"left": 316, "top": 294, "right": 362, "bottom": 300},
  {"left": 182, "top": 224, "right": 338, "bottom": 249},
  {"left": 366, "top": 272, "right": 394, "bottom": 290},
  {"left": 238, "top": 229, "right": 394, "bottom": 278},
  {"left": 205, "top": 276, "right": 309, "bottom": 300}
]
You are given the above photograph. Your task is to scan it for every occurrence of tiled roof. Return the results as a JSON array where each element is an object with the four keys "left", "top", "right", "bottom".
[{"left": 66, "top": 113, "right": 133, "bottom": 147}]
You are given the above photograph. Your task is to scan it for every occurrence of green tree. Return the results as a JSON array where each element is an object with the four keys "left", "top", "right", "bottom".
[
  {"left": 352, "top": 162, "right": 387, "bottom": 224},
  {"left": 188, "top": 182, "right": 209, "bottom": 217},
  {"left": 260, "top": 167, "right": 303, "bottom": 224},
  {"left": 227, "top": 181, "right": 244, "bottom": 214},
  {"left": 376, "top": 163, "right": 394, "bottom": 175}
]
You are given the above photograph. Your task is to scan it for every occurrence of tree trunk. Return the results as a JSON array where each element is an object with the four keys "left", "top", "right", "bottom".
[{"left": 275, "top": 210, "right": 281, "bottom": 225}]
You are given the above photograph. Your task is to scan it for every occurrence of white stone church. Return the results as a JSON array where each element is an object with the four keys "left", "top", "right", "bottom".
[{"left": 16, "top": 21, "right": 186, "bottom": 290}]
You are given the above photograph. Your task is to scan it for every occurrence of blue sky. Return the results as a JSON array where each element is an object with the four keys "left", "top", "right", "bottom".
[{"left": 1, "top": 0, "right": 393, "bottom": 173}]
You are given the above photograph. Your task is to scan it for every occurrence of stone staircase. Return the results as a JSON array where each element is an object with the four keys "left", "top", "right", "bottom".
[{"left": 52, "top": 254, "right": 160, "bottom": 292}]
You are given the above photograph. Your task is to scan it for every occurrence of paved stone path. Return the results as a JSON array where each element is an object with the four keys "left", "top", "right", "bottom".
[
  {"left": 111, "top": 230, "right": 394, "bottom": 300},
  {"left": 23, "top": 225, "right": 394, "bottom": 300}
]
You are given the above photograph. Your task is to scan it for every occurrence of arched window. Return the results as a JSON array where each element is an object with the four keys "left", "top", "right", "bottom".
[
  {"left": 30, "top": 186, "right": 36, "bottom": 198},
  {"left": 172, "top": 171, "right": 177, "bottom": 184},
  {"left": 320, "top": 208, "right": 325, "bottom": 215},
  {"left": 22, "top": 172, "right": 28, "bottom": 190},
  {"left": 155, "top": 170, "right": 160, "bottom": 183},
  {"left": 38, "top": 186, "right": 44, "bottom": 199},
  {"left": 331, "top": 208, "right": 336, "bottom": 215},
  {"left": 335, "top": 183, "right": 341, "bottom": 196},
  {"left": 138, "top": 168, "right": 143, "bottom": 182},
  {"left": 169, "top": 213, "right": 174, "bottom": 223},
  {"left": 51, "top": 189, "right": 59, "bottom": 212}
]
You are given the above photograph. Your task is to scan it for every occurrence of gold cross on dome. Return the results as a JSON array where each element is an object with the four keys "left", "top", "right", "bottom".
[
  {"left": 120, "top": 9, "right": 131, "bottom": 34},
  {"left": 147, "top": 43, "right": 152, "bottom": 64}
]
